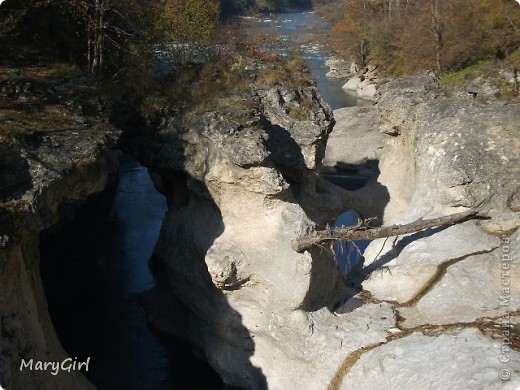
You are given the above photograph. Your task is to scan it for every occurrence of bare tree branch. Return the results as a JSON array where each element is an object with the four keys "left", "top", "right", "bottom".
[{"left": 291, "top": 210, "right": 488, "bottom": 253}]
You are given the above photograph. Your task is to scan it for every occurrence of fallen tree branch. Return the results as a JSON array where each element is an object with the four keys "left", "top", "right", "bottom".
[{"left": 291, "top": 210, "right": 488, "bottom": 253}]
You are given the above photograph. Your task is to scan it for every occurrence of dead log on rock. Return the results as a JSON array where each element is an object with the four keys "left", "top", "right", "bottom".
[{"left": 291, "top": 210, "right": 488, "bottom": 253}]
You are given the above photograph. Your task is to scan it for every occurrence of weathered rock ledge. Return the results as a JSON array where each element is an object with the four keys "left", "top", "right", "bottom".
[
  {"left": 341, "top": 65, "right": 379, "bottom": 102},
  {"left": 0, "top": 66, "right": 120, "bottom": 389},
  {"left": 2, "top": 60, "right": 518, "bottom": 390},
  {"left": 134, "top": 70, "right": 520, "bottom": 388}
]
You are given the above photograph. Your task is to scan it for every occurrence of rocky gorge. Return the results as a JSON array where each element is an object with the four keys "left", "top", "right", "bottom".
[{"left": 0, "top": 52, "right": 520, "bottom": 390}]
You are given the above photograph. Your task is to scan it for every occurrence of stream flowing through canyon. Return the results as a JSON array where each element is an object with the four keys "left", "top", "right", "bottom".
[
  {"left": 243, "top": 10, "right": 357, "bottom": 110},
  {"left": 39, "top": 10, "right": 361, "bottom": 389}
]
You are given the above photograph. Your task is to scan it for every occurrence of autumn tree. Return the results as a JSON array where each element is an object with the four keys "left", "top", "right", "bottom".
[
  {"left": 329, "top": 0, "right": 520, "bottom": 75},
  {"left": 331, "top": 0, "right": 386, "bottom": 67},
  {"left": 157, "top": 0, "right": 221, "bottom": 64}
]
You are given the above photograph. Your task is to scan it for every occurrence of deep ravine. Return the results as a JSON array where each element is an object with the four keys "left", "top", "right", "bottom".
[{"left": 40, "top": 156, "right": 224, "bottom": 389}]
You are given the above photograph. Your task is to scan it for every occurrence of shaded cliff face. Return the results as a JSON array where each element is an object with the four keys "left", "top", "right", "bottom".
[{"left": 0, "top": 65, "right": 119, "bottom": 389}]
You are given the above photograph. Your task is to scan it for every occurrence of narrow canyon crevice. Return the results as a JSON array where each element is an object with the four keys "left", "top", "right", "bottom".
[{"left": 38, "top": 154, "right": 229, "bottom": 389}]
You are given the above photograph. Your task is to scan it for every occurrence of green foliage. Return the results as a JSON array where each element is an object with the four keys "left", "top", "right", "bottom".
[
  {"left": 505, "top": 47, "right": 520, "bottom": 69},
  {"left": 439, "top": 54, "right": 519, "bottom": 100},
  {"left": 439, "top": 62, "right": 489, "bottom": 86}
]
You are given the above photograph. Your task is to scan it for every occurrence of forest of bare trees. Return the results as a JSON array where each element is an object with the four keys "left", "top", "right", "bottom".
[
  {"left": 0, "top": 0, "right": 160, "bottom": 78},
  {"left": 321, "top": 0, "right": 520, "bottom": 75}
]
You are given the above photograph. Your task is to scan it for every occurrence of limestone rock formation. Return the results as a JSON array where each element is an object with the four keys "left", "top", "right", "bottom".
[
  {"left": 375, "top": 76, "right": 520, "bottom": 229},
  {"left": 323, "top": 106, "right": 383, "bottom": 168},
  {"left": 325, "top": 57, "right": 357, "bottom": 79},
  {"left": 130, "top": 76, "right": 402, "bottom": 389},
  {"left": 342, "top": 329, "right": 520, "bottom": 390},
  {"left": 342, "top": 65, "right": 379, "bottom": 101},
  {"left": 140, "top": 73, "right": 520, "bottom": 389},
  {"left": 342, "top": 76, "right": 520, "bottom": 389},
  {"left": 2, "top": 58, "right": 518, "bottom": 390}
]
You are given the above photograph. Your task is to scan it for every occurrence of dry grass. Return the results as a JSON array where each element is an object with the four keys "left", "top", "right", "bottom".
[
  {"left": 0, "top": 62, "right": 103, "bottom": 142},
  {"left": 153, "top": 50, "right": 312, "bottom": 116}
]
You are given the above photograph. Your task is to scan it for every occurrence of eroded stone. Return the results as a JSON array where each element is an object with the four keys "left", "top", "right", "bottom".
[{"left": 342, "top": 328, "right": 520, "bottom": 390}]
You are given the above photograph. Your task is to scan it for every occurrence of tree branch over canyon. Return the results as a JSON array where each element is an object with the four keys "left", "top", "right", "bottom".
[{"left": 291, "top": 210, "right": 489, "bottom": 253}]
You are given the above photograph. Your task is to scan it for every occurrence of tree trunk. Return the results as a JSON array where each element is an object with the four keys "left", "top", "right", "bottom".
[
  {"left": 87, "top": 21, "right": 92, "bottom": 77},
  {"left": 514, "top": 68, "right": 519, "bottom": 94},
  {"left": 291, "top": 210, "right": 486, "bottom": 253},
  {"left": 430, "top": 0, "right": 443, "bottom": 73},
  {"left": 360, "top": 39, "right": 368, "bottom": 68},
  {"left": 98, "top": 0, "right": 104, "bottom": 71},
  {"left": 90, "top": 0, "right": 105, "bottom": 78}
]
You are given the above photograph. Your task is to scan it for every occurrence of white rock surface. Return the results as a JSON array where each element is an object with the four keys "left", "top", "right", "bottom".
[
  {"left": 323, "top": 107, "right": 383, "bottom": 167},
  {"left": 342, "top": 77, "right": 377, "bottom": 100},
  {"left": 399, "top": 231, "right": 520, "bottom": 327},
  {"left": 341, "top": 65, "right": 379, "bottom": 101},
  {"left": 342, "top": 76, "right": 362, "bottom": 91},
  {"left": 376, "top": 76, "right": 520, "bottom": 230},
  {"left": 362, "top": 221, "right": 500, "bottom": 303},
  {"left": 341, "top": 328, "right": 520, "bottom": 390},
  {"left": 246, "top": 304, "right": 396, "bottom": 390},
  {"left": 325, "top": 57, "right": 355, "bottom": 79},
  {"left": 357, "top": 82, "right": 377, "bottom": 100}
]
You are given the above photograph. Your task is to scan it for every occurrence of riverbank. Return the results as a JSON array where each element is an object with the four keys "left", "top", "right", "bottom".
[{"left": 240, "top": 10, "right": 359, "bottom": 109}]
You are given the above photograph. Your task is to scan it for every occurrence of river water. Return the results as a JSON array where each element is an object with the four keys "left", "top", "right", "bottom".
[{"left": 243, "top": 10, "right": 357, "bottom": 109}]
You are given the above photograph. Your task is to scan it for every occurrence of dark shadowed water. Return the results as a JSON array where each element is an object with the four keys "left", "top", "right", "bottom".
[
  {"left": 333, "top": 210, "right": 371, "bottom": 274},
  {"left": 40, "top": 157, "right": 223, "bottom": 389}
]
